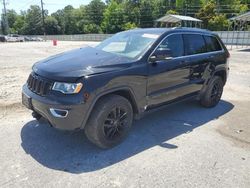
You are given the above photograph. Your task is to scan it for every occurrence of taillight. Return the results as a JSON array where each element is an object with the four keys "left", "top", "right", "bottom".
[{"left": 226, "top": 52, "right": 230, "bottom": 58}]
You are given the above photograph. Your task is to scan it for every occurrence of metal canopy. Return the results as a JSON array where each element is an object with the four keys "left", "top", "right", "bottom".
[
  {"left": 156, "top": 14, "right": 202, "bottom": 23},
  {"left": 230, "top": 11, "right": 250, "bottom": 21},
  {"left": 227, "top": 11, "right": 250, "bottom": 50}
]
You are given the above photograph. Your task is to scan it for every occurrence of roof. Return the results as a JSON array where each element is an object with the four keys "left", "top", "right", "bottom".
[
  {"left": 124, "top": 28, "right": 169, "bottom": 35},
  {"left": 156, "top": 14, "right": 202, "bottom": 23},
  {"left": 124, "top": 27, "right": 212, "bottom": 36},
  {"left": 229, "top": 11, "right": 250, "bottom": 21}
]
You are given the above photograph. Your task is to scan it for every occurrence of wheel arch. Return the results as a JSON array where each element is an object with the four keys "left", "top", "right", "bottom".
[
  {"left": 213, "top": 69, "right": 227, "bottom": 85},
  {"left": 199, "top": 67, "right": 227, "bottom": 99},
  {"left": 81, "top": 87, "right": 139, "bottom": 129}
]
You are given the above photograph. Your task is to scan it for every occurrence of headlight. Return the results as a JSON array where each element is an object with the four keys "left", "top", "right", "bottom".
[{"left": 52, "top": 82, "right": 83, "bottom": 94}]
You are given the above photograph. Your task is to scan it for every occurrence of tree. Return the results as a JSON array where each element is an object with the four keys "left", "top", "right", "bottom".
[
  {"left": 45, "top": 16, "right": 61, "bottom": 34},
  {"left": 12, "top": 15, "right": 25, "bottom": 34},
  {"left": 1, "top": 0, "right": 249, "bottom": 34},
  {"left": 208, "top": 14, "right": 229, "bottom": 30},
  {"left": 122, "top": 22, "right": 137, "bottom": 30},
  {"left": 166, "top": 9, "right": 179, "bottom": 15},
  {"left": 196, "top": 1, "right": 216, "bottom": 28},
  {"left": 22, "top": 5, "right": 46, "bottom": 35},
  {"left": 102, "top": 0, "right": 125, "bottom": 33},
  {"left": 122, "top": 0, "right": 140, "bottom": 26},
  {"left": 139, "top": 0, "right": 154, "bottom": 28},
  {"left": 86, "top": 0, "right": 106, "bottom": 26},
  {"left": 63, "top": 5, "right": 80, "bottom": 34},
  {"left": 6, "top": 10, "right": 18, "bottom": 29},
  {"left": 83, "top": 23, "right": 102, "bottom": 33},
  {"left": 232, "top": 0, "right": 249, "bottom": 14}
]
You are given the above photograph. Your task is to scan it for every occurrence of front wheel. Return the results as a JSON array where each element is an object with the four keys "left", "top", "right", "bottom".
[
  {"left": 200, "top": 76, "right": 224, "bottom": 108},
  {"left": 84, "top": 94, "right": 133, "bottom": 149}
]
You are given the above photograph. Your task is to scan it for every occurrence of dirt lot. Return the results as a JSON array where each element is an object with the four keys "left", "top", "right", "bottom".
[{"left": 0, "top": 41, "right": 249, "bottom": 187}]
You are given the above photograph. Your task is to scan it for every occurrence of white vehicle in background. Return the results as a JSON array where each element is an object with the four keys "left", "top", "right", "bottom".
[{"left": 5, "top": 34, "right": 25, "bottom": 42}]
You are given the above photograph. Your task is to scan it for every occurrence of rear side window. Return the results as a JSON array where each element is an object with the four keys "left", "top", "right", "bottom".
[
  {"left": 158, "top": 34, "right": 184, "bottom": 57},
  {"left": 183, "top": 34, "right": 206, "bottom": 55},
  {"left": 204, "top": 35, "right": 222, "bottom": 52}
]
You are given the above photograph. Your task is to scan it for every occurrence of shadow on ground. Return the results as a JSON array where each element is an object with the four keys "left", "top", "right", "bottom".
[{"left": 21, "top": 100, "right": 234, "bottom": 173}]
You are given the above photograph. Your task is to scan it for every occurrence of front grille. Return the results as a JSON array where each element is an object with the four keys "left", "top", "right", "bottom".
[{"left": 27, "top": 73, "right": 52, "bottom": 96}]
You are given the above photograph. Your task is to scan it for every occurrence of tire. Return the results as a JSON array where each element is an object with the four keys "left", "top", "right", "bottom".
[
  {"left": 200, "top": 76, "right": 224, "bottom": 108},
  {"left": 84, "top": 94, "right": 133, "bottom": 149}
]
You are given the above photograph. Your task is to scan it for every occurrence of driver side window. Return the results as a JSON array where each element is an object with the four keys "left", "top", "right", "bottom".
[{"left": 158, "top": 34, "right": 184, "bottom": 58}]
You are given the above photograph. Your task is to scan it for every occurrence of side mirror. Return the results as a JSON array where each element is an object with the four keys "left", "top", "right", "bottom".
[{"left": 149, "top": 48, "right": 173, "bottom": 62}]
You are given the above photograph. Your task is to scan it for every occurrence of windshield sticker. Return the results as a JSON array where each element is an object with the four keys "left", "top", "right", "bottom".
[{"left": 142, "top": 34, "right": 159, "bottom": 39}]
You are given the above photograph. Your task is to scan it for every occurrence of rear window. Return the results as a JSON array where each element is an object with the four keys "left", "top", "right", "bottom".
[
  {"left": 204, "top": 35, "right": 222, "bottom": 52},
  {"left": 183, "top": 34, "right": 206, "bottom": 55}
]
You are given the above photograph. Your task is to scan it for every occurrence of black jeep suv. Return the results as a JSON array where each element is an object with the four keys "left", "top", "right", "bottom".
[{"left": 22, "top": 28, "right": 229, "bottom": 148}]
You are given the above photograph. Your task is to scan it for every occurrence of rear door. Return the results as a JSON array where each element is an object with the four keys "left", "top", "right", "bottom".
[{"left": 182, "top": 33, "right": 208, "bottom": 92}]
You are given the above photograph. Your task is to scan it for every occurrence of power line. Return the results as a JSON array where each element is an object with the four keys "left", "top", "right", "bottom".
[{"left": 19, "top": 0, "right": 38, "bottom": 10}]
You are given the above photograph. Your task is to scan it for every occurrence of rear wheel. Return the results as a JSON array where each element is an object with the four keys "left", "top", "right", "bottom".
[
  {"left": 84, "top": 94, "right": 133, "bottom": 149},
  {"left": 200, "top": 76, "right": 224, "bottom": 108}
]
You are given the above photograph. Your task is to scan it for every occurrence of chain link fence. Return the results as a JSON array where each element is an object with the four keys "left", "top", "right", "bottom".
[
  {"left": 215, "top": 31, "right": 250, "bottom": 46},
  {"left": 35, "top": 34, "right": 113, "bottom": 42}
]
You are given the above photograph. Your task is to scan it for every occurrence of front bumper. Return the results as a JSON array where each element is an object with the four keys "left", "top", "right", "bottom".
[{"left": 22, "top": 84, "right": 88, "bottom": 130}]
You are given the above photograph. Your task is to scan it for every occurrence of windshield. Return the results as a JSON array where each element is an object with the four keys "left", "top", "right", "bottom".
[{"left": 95, "top": 31, "right": 160, "bottom": 59}]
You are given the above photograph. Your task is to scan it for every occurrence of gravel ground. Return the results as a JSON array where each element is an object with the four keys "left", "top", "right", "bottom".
[{"left": 0, "top": 41, "right": 249, "bottom": 188}]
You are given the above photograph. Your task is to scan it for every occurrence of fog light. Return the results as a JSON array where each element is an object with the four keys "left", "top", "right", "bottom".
[{"left": 50, "top": 108, "right": 68, "bottom": 118}]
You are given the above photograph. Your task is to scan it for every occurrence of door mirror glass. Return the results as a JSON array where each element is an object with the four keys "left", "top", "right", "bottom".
[{"left": 150, "top": 48, "right": 173, "bottom": 62}]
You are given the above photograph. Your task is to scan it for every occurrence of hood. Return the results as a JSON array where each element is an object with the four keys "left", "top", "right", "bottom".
[{"left": 33, "top": 46, "right": 133, "bottom": 82}]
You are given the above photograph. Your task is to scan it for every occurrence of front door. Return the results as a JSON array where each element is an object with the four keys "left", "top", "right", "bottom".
[{"left": 147, "top": 33, "right": 191, "bottom": 107}]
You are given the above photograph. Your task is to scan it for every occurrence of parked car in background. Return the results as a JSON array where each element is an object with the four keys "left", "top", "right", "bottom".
[
  {"left": 24, "top": 36, "right": 44, "bottom": 42},
  {"left": 0, "top": 35, "right": 6, "bottom": 42},
  {"left": 35, "top": 37, "right": 44, "bottom": 41},
  {"left": 5, "top": 34, "right": 24, "bottom": 42},
  {"left": 24, "top": 36, "right": 33, "bottom": 41}
]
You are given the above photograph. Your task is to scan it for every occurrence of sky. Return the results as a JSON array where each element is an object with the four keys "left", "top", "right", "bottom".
[{"left": 1, "top": 0, "right": 98, "bottom": 15}]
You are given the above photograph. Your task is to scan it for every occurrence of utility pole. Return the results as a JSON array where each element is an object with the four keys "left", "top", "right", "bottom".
[
  {"left": 2, "top": 0, "right": 9, "bottom": 34},
  {"left": 40, "top": 0, "right": 45, "bottom": 37}
]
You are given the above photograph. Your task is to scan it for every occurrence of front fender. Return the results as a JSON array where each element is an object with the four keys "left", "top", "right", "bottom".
[{"left": 79, "top": 86, "right": 140, "bottom": 129}]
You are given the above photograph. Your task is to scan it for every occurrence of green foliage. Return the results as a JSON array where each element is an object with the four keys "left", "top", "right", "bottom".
[
  {"left": 2, "top": 0, "right": 250, "bottom": 35},
  {"left": 85, "top": 0, "right": 106, "bottom": 25},
  {"left": 6, "top": 10, "right": 18, "bottom": 29},
  {"left": 196, "top": 1, "right": 216, "bottom": 28},
  {"left": 63, "top": 5, "right": 80, "bottom": 34},
  {"left": 83, "top": 23, "right": 102, "bottom": 33},
  {"left": 51, "top": 10, "right": 66, "bottom": 34},
  {"left": 176, "top": 0, "right": 184, "bottom": 8},
  {"left": 122, "top": 22, "right": 137, "bottom": 30},
  {"left": 208, "top": 14, "right": 229, "bottom": 31},
  {"left": 10, "top": 15, "right": 25, "bottom": 34},
  {"left": 101, "top": 0, "right": 125, "bottom": 33},
  {"left": 232, "top": 0, "right": 249, "bottom": 14},
  {"left": 166, "top": 9, "right": 179, "bottom": 15},
  {"left": 139, "top": 0, "right": 154, "bottom": 28},
  {"left": 45, "top": 16, "right": 61, "bottom": 34},
  {"left": 22, "top": 5, "right": 44, "bottom": 35}
]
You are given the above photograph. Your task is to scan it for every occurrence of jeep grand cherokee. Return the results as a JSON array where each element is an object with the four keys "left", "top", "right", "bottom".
[{"left": 22, "top": 28, "right": 230, "bottom": 148}]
